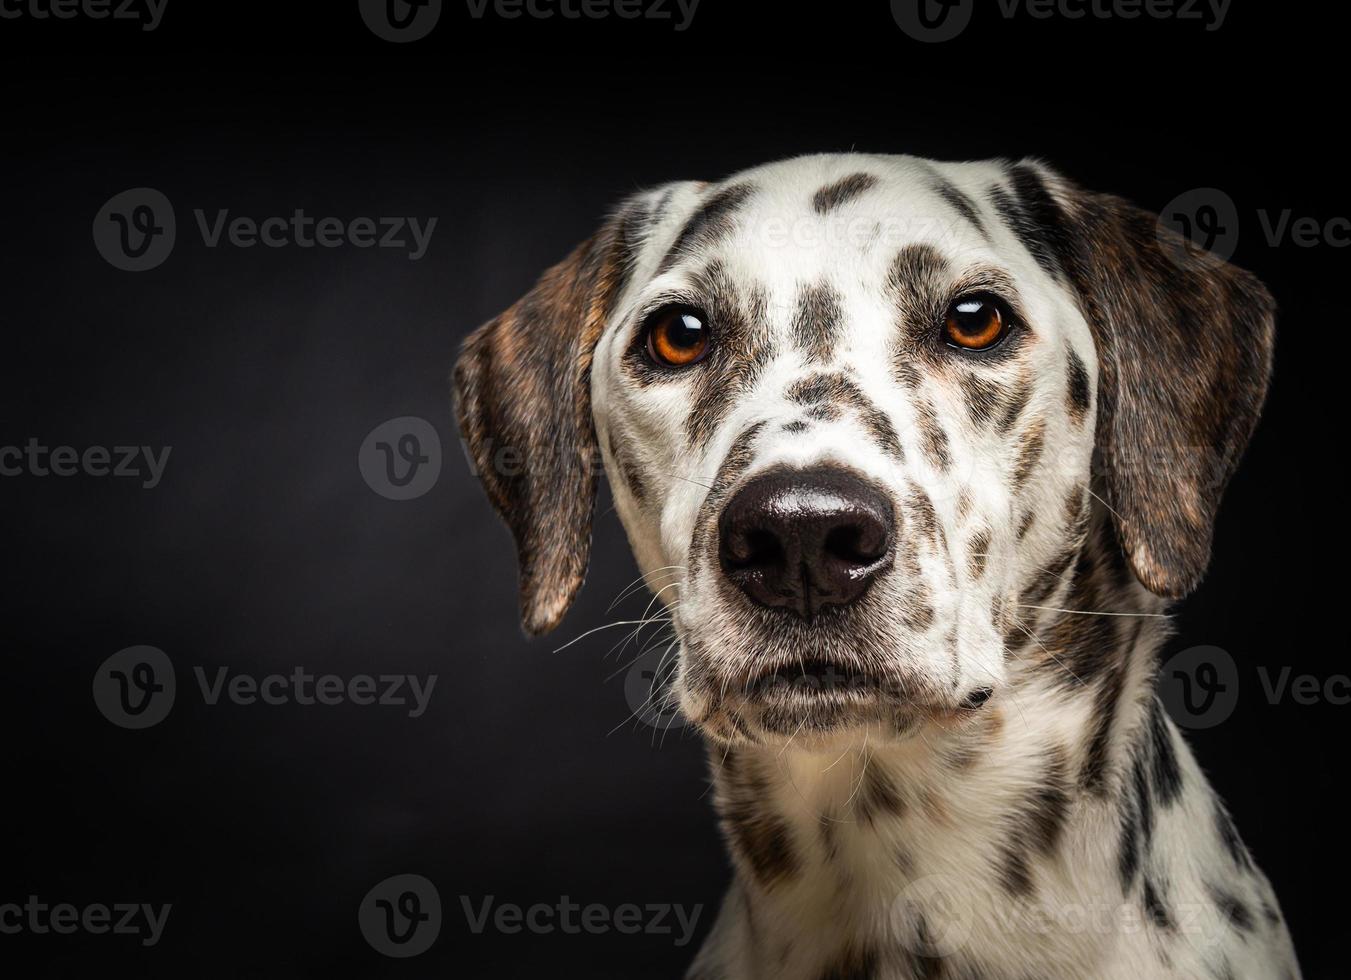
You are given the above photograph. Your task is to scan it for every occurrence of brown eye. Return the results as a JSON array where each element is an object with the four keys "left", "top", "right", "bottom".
[
  {"left": 645, "top": 306, "right": 711, "bottom": 368},
  {"left": 943, "top": 296, "right": 1009, "bottom": 351}
]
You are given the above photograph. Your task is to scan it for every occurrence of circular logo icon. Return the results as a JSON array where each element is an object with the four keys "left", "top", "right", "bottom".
[
  {"left": 890, "top": 874, "right": 974, "bottom": 958},
  {"left": 359, "top": 417, "right": 442, "bottom": 500},
  {"left": 1156, "top": 188, "right": 1240, "bottom": 270},
  {"left": 359, "top": 0, "right": 443, "bottom": 42},
  {"left": 93, "top": 188, "right": 177, "bottom": 272},
  {"left": 92, "top": 645, "right": 176, "bottom": 729},
  {"left": 358, "top": 874, "right": 441, "bottom": 958},
  {"left": 623, "top": 645, "right": 685, "bottom": 732},
  {"left": 891, "top": 0, "right": 974, "bottom": 43},
  {"left": 1158, "top": 645, "right": 1239, "bottom": 730}
]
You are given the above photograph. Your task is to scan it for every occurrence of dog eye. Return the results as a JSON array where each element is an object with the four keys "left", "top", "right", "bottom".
[
  {"left": 645, "top": 306, "right": 711, "bottom": 368},
  {"left": 943, "top": 296, "right": 1009, "bottom": 352}
]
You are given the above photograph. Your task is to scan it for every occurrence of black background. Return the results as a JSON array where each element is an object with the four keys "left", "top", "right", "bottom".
[{"left": 1, "top": 1, "right": 1341, "bottom": 976}]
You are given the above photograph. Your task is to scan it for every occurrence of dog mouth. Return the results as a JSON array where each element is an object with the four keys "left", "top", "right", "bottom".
[
  {"left": 692, "top": 652, "right": 927, "bottom": 741},
  {"left": 743, "top": 656, "right": 891, "bottom": 700}
]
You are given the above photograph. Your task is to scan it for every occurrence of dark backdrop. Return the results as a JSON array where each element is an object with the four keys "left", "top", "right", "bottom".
[{"left": 1, "top": 2, "right": 1342, "bottom": 976}]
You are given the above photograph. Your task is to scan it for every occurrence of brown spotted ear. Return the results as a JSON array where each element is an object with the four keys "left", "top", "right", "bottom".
[
  {"left": 454, "top": 205, "right": 646, "bottom": 635},
  {"left": 1007, "top": 163, "right": 1276, "bottom": 599}
]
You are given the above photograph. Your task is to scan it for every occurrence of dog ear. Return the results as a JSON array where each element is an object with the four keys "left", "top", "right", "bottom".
[
  {"left": 1008, "top": 163, "right": 1276, "bottom": 599},
  {"left": 453, "top": 202, "right": 647, "bottom": 636}
]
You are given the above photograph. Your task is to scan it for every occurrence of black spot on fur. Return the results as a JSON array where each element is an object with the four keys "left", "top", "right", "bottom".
[
  {"left": 959, "top": 374, "right": 1008, "bottom": 428},
  {"left": 1012, "top": 417, "right": 1046, "bottom": 492},
  {"left": 856, "top": 764, "right": 906, "bottom": 825},
  {"left": 1116, "top": 762, "right": 1144, "bottom": 892},
  {"left": 782, "top": 420, "right": 809, "bottom": 434},
  {"left": 792, "top": 280, "right": 845, "bottom": 363},
  {"left": 660, "top": 182, "right": 756, "bottom": 272},
  {"left": 913, "top": 398, "right": 951, "bottom": 471},
  {"left": 1019, "top": 546, "right": 1075, "bottom": 607},
  {"left": 717, "top": 752, "right": 801, "bottom": 889},
  {"left": 813, "top": 173, "right": 880, "bottom": 214},
  {"left": 1066, "top": 345, "right": 1092, "bottom": 422},
  {"left": 1143, "top": 876, "right": 1177, "bottom": 932},
  {"left": 988, "top": 163, "right": 1075, "bottom": 281},
  {"left": 606, "top": 429, "right": 646, "bottom": 504},
  {"left": 932, "top": 176, "right": 988, "bottom": 237},
  {"left": 787, "top": 372, "right": 904, "bottom": 461},
  {"left": 962, "top": 687, "right": 993, "bottom": 709},
  {"left": 968, "top": 529, "right": 990, "bottom": 580},
  {"left": 998, "top": 746, "right": 1072, "bottom": 897},
  {"left": 1147, "top": 696, "right": 1184, "bottom": 806},
  {"left": 1207, "top": 882, "right": 1255, "bottom": 934},
  {"left": 1082, "top": 661, "right": 1126, "bottom": 796},
  {"left": 997, "top": 380, "right": 1032, "bottom": 434},
  {"left": 1214, "top": 796, "right": 1255, "bottom": 872}
]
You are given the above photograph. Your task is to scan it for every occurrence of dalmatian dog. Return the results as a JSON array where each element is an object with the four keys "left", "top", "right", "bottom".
[{"left": 453, "top": 154, "right": 1299, "bottom": 979}]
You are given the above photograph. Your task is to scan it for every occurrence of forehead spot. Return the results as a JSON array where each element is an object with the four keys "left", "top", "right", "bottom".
[
  {"left": 930, "top": 175, "right": 989, "bottom": 239},
  {"left": 987, "top": 163, "right": 1071, "bottom": 282},
  {"left": 790, "top": 280, "right": 844, "bottom": 364},
  {"left": 658, "top": 181, "right": 757, "bottom": 274},
  {"left": 811, "top": 172, "right": 880, "bottom": 215}
]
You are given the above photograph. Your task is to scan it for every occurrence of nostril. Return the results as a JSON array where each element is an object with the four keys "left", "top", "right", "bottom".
[
  {"left": 824, "top": 523, "right": 888, "bottom": 566},
  {"left": 726, "top": 528, "right": 784, "bottom": 569}
]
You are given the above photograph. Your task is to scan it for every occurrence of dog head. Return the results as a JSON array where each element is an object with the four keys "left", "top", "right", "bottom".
[{"left": 455, "top": 154, "right": 1274, "bottom": 747}]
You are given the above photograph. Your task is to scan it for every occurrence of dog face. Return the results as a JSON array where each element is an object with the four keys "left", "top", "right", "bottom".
[{"left": 455, "top": 153, "right": 1274, "bottom": 747}]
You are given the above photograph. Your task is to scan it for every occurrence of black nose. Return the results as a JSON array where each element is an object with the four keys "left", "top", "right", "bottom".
[{"left": 718, "top": 467, "right": 894, "bottom": 620}]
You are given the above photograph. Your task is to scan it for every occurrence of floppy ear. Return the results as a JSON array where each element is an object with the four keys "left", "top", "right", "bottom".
[
  {"left": 453, "top": 202, "right": 647, "bottom": 636},
  {"left": 1009, "top": 163, "right": 1276, "bottom": 598}
]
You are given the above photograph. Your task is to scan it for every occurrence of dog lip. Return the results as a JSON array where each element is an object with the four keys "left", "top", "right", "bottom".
[{"left": 741, "top": 656, "right": 887, "bottom": 699}]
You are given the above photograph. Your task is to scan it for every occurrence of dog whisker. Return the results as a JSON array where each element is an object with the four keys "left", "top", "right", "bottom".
[{"left": 1015, "top": 602, "right": 1170, "bottom": 619}]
